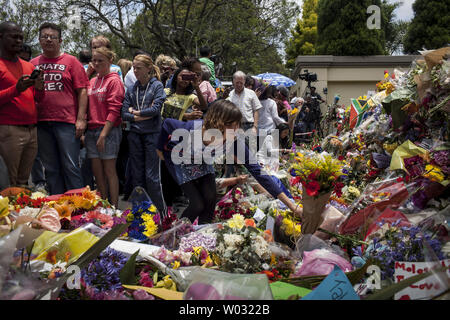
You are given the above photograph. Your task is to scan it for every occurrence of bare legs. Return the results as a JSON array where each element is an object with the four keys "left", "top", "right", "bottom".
[{"left": 91, "top": 158, "right": 119, "bottom": 207}]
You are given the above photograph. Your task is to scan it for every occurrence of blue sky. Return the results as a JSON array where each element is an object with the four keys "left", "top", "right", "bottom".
[{"left": 391, "top": 0, "right": 414, "bottom": 21}]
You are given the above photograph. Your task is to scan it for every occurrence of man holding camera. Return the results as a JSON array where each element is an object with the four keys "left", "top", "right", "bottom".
[{"left": 0, "top": 21, "right": 45, "bottom": 187}]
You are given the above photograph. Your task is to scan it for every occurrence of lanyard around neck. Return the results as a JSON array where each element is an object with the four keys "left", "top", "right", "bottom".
[{"left": 136, "top": 81, "right": 151, "bottom": 111}]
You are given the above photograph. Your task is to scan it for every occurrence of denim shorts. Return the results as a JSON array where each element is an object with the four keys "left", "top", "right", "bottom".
[{"left": 85, "top": 126, "right": 122, "bottom": 160}]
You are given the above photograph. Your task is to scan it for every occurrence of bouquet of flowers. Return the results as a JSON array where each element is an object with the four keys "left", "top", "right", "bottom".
[
  {"left": 290, "top": 152, "right": 345, "bottom": 235},
  {"left": 125, "top": 201, "right": 160, "bottom": 241},
  {"left": 214, "top": 187, "right": 252, "bottom": 222},
  {"left": 212, "top": 214, "right": 272, "bottom": 273},
  {"left": 269, "top": 208, "right": 302, "bottom": 248},
  {"left": 290, "top": 153, "right": 345, "bottom": 198}
]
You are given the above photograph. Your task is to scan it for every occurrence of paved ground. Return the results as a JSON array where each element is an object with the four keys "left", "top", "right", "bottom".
[{"left": 118, "top": 195, "right": 188, "bottom": 218}]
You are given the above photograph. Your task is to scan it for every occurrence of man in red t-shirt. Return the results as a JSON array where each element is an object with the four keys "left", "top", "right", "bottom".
[
  {"left": 0, "top": 21, "right": 45, "bottom": 187},
  {"left": 31, "top": 22, "right": 89, "bottom": 195}
]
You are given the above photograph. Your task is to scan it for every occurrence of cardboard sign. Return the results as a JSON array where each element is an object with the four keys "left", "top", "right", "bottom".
[
  {"left": 301, "top": 265, "right": 360, "bottom": 300},
  {"left": 394, "top": 259, "right": 450, "bottom": 300}
]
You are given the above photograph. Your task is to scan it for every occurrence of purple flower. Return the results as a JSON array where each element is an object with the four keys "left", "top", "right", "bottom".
[{"left": 81, "top": 248, "right": 128, "bottom": 295}]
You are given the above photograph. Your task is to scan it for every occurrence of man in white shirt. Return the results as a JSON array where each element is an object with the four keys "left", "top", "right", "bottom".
[{"left": 227, "top": 71, "right": 262, "bottom": 133}]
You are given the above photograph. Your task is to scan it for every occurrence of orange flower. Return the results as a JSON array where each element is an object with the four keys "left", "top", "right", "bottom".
[
  {"left": 54, "top": 202, "right": 74, "bottom": 221},
  {"left": 46, "top": 250, "right": 57, "bottom": 264},
  {"left": 244, "top": 219, "right": 256, "bottom": 227},
  {"left": 263, "top": 229, "right": 273, "bottom": 242},
  {"left": 216, "top": 87, "right": 220, "bottom": 93}
]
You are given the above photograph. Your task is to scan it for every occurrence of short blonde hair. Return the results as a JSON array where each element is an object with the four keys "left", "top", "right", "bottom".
[
  {"left": 134, "top": 54, "right": 161, "bottom": 81},
  {"left": 155, "top": 54, "right": 177, "bottom": 69}
]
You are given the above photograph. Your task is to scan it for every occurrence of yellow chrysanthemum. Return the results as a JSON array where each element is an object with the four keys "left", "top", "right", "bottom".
[
  {"left": 142, "top": 215, "right": 158, "bottom": 238},
  {"left": 282, "top": 218, "right": 301, "bottom": 237},
  {"left": 424, "top": 165, "right": 445, "bottom": 183},
  {"left": 226, "top": 214, "right": 245, "bottom": 229}
]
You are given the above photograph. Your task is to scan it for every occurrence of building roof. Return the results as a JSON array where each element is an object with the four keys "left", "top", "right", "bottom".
[{"left": 292, "top": 55, "right": 422, "bottom": 79}]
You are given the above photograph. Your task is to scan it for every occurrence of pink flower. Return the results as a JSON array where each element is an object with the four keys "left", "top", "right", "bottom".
[{"left": 132, "top": 290, "right": 155, "bottom": 300}]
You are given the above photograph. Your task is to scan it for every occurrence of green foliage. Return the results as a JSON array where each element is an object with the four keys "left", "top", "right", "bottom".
[
  {"left": 316, "top": 0, "right": 396, "bottom": 56},
  {"left": 403, "top": 0, "right": 450, "bottom": 53},
  {"left": 1, "top": 0, "right": 299, "bottom": 76},
  {"left": 285, "top": 0, "right": 318, "bottom": 69},
  {"left": 119, "top": 250, "right": 140, "bottom": 285}
]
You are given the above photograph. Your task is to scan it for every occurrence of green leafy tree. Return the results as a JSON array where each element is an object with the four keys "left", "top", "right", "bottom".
[
  {"left": 403, "top": 0, "right": 450, "bottom": 53},
  {"left": 285, "top": 0, "right": 318, "bottom": 69},
  {"left": 60, "top": 0, "right": 298, "bottom": 77},
  {"left": 316, "top": 0, "right": 397, "bottom": 56},
  {"left": 386, "top": 20, "right": 410, "bottom": 55}
]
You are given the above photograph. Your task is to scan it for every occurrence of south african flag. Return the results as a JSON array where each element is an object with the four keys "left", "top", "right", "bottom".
[{"left": 349, "top": 98, "right": 369, "bottom": 129}]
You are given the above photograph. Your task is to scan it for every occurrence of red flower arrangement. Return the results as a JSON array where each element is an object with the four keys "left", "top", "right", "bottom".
[
  {"left": 214, "top": 187, "right": 252, "bottom": 222},
  {"left": 14, "top": 193, "right": 46, "bottom": 209}
]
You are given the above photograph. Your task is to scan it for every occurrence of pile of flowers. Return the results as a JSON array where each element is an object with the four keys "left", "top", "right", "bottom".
[{"left": 289, "top": 153, "right": 345, "bottom": 198}]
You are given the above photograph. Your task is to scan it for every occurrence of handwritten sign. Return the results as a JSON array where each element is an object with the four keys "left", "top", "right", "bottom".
[
  {"left": 394, "top": 259, "right": 450, "bottom": 300},
  {"left": 301, "top": 265, "right": 360, "bottom": 300}
]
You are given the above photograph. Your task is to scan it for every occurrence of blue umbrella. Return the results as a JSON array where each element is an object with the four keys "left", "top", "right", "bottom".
[{"left": 254, "top": 72, "right": 296, "bottom": 87}]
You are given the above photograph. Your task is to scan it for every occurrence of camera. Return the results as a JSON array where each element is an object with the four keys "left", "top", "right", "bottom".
[
  {"left": 29, "top": 69, "right": 41, "bottom": 80},
  {"left": 298, "top": 69, "right": 318, "bottom": 85},
  {"left": 181, "top": 73, "right": 195, "bottom": 81}
]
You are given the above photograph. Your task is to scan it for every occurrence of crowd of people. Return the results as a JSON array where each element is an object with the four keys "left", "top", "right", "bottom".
[{"left": 0, "top": 21, "right": 326, "bottom": 224}]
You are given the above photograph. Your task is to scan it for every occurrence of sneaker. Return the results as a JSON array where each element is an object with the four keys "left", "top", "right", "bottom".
[{"left": 33, "top": 183, "right": 47, "bottom": 193}]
